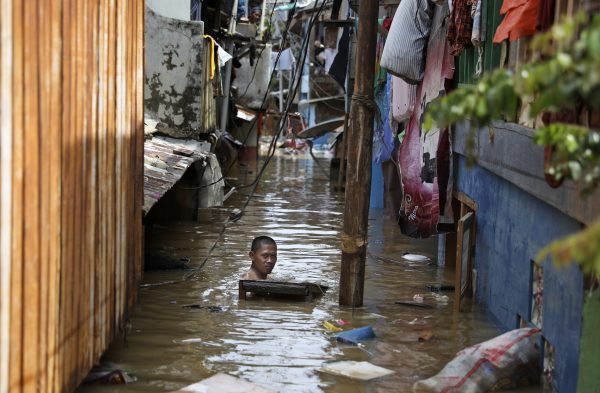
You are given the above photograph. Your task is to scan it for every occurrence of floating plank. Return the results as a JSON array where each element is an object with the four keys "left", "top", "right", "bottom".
[{"left": 238, "top": 280, "right": 329, "bottom": 300}]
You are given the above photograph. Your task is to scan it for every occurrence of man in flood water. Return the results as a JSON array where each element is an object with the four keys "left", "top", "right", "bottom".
[{"left": 242, "top": 236, "right": 277, "bottom": 280}]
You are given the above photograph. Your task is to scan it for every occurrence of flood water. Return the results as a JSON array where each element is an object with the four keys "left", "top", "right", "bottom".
[{"left": 77, "top": 153, "right": 535, "bottom": 393}]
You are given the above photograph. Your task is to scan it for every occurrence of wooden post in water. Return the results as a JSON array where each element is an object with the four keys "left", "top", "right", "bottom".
[{"left": 339, "top": 0, "right": 379, "bottom": 307}]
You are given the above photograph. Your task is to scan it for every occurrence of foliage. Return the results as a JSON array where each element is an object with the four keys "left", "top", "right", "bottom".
[{"left": 424, "top": 13, "right": 600, "bottom": 278}]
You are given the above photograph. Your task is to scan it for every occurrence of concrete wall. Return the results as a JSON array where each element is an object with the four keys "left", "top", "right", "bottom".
[
  {"left": 452, "top": 121, "right": 594, "bottom": 393},
  {"left": 455, "top": 155, "right": 584, "bottom": 392},
  {"left": 146, "top": 0, "right": 191, "bottom": 21},
  {"left": 144, "top": 7, "right": 205, "bottom": 136}
]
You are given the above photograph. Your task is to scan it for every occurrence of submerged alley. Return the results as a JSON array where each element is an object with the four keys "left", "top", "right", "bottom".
[
  {"left": 2, "top": 0, "right": 600, "bottom": 393},
  {"left": 77, "top": 154, "right": 506, "bottom": 393}
]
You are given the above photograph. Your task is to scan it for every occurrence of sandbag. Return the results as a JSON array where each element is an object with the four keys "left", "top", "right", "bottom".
[
  {"left": 413, "top": 328, "right": 541, "bottom": 393},
  {"left": 380, "top": 0, "right": 435, "bottom": 84}
]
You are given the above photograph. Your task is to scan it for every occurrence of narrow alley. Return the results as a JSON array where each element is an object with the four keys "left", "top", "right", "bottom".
[
  {"left": 78, "top": 154, "right": 503, "bottom": 393},
  {"left": 2, "top": 0, "right": 600, "bottom": 392}
]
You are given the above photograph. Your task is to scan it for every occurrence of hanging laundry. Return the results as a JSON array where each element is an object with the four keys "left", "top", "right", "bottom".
[
  {"left": 328, "top": 27, "right": 350, "bottom": 90},
  {"left": 493, "top": 0, "right": 541, "bottom": 43},
  {"left": 380, "top": 0, "right": 435, "bottom": 85},
  {"left": 373, "top": 74, "right": 396, "bottom": 164},
  {"left": 392, "top": 76, "right": 417, "bottom": 123},
  {"left": 471, "top": 0, "right": 485, "bottom": 46},
  {"left": 398, "top": 2, "right": 454, "bottom": 238},
  {"left": 537, "top": 0, "right": 556, "bottom": 32},
  {"left": 447, "top": 0, "right": 474, "bottom": 56},
  {"left": 471, "top": 0, "right": 485, "bottom": 77},
  {"left": 374, "top": 19, "right": 389, "bottom": 97}
]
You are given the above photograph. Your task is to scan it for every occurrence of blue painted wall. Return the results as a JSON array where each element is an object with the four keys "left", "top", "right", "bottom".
[
  {"left": 370, "top": 161, "right": 384, "bottom": 209},
  {"left": 455, "top": 156, "right": 584, "bottom": 393}
]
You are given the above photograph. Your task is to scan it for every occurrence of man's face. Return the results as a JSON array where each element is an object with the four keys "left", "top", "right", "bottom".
[{"left": 249, "top": 244, "right": 277, "bottom": 276}]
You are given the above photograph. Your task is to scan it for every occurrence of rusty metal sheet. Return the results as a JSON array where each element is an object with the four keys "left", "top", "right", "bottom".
[{"left": 143, "top": 136, "right": 211, "bottom": 215}]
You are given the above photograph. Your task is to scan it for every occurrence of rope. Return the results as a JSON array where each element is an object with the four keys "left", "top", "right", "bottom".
[{"left": 351, "top": 93, "right": 381, "bottom": 126}]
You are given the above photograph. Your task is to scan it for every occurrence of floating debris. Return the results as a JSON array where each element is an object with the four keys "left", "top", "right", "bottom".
[
  {"left": 395, "top": 301, "right": 434, "bottom": 309},
  {"left": 171, "top": 373, "right": 276, "bottom": 393},
  {"left": 323, "top": 321, "right": 343, "bottom": 332},
  {"left": 336, "top": 326, "right": 376, "bottom": 345},
  {"left": 418, "top": 331, "right": 435, "bottom": 342},
  {"left": 401, "top": 253, "right": 430, "bottom": 262},
  {"left": 318, "top": 361, "right": 394, "bottom": 381}
]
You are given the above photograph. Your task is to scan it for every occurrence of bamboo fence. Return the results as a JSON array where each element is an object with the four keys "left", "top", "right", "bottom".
[{"left": 0, "top": 0, "right": 144, "bottom": 392}]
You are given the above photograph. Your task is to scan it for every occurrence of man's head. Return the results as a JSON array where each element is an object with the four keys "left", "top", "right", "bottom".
[
  {"left": 249, "top": 6, "right": 262, "bottom": 24},
  {"left": 249, "top": 236, "right": 277, "bottom": 277}
]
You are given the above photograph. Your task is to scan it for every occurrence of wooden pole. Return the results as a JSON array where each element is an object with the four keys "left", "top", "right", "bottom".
[{"left": 339, "top": 0, "right": 378, "bottom": 307}]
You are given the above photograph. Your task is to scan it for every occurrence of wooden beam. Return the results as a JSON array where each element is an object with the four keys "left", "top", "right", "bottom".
[{"left": 339, "top": 0, "right": 379, "bottom": 307}]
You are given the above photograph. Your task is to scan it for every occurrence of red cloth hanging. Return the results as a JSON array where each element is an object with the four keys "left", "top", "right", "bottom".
[{"left": 493, "top": 0, "right": 541, "bottom": 43}]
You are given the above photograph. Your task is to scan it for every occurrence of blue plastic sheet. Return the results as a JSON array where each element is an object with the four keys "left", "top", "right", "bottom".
[{"left": 373, "top": 74, "right": 395, "bottom": 164}]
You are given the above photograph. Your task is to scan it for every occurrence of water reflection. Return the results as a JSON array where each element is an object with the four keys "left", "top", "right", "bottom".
[{"left": 76, "top": 154, "right": 517, "bottom": 393}]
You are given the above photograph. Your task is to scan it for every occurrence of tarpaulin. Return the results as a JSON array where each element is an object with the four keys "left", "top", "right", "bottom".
[
  {"left": 493, "top": 0, "right": 541, "bottom": 43},
  {"left": 373, "top": 74, "right": 396, "bottom": 164},
  {"left": 398, "top": 2, "right": 454, "bottom": 238}
]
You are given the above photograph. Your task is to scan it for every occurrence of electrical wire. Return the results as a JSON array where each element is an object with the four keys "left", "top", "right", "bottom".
[{"left": 141, "top": 0, "right": 329, "bottom": 287}]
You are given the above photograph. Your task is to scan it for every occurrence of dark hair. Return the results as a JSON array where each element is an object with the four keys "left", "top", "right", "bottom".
[{"left": 251, "top": 236, "right": 276, "bottom": 252}]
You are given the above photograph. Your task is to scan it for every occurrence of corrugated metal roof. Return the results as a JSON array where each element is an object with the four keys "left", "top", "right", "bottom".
[{"left": 143, "top": 136, "right": 212, "bottom": 215}]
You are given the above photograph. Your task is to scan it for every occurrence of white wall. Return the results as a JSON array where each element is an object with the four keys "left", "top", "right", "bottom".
[{"left": 146, "top": 0, "right": 191, "bottom": 21}]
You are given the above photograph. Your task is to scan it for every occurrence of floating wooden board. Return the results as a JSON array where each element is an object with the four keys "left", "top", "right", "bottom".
[
  {"left": 172, "top": 373, "right": 277, "bottom": 393},
  {"left": 238, "top": 280, "right": 328, "bottom": 300}
]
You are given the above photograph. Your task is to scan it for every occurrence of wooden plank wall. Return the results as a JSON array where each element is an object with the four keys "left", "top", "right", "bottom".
[{"left": 0, "top": 0, "right": 144, "bottom": 392}]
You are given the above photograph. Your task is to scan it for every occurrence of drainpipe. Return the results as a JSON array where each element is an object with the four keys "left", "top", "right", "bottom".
[{"left": 219, "top": 0, "right": 239, "bottom": 135}]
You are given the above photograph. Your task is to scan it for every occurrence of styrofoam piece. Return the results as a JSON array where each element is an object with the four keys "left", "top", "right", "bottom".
[
  {"left": 319, "top": 361, "right": 394, "bottom": 381},
  {"left": 172, "top": 373, "right": 277, "bottom": 393},
  {"left": 401, "top": 253, "right": 430, "bottom": 262}
]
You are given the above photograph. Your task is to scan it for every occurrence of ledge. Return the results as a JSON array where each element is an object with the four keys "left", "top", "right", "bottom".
[{"left": 452, "top": 121, "right": 600, "bottom": 225}]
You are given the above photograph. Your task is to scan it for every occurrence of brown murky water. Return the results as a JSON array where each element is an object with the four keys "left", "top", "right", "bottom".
[{"left": 77, "top": 153, "right": 536, "bottom": 393}]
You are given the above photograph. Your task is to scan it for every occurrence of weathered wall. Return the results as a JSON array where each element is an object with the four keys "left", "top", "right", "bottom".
[
  {"left": 0, "top": 0, "right": 144, "bottom": 392},
  {"left": 146, "top": 0, "right": 191, "bottom": 21},
  {"left": 145, "top": 7, "right": 205, "bottom": 136},
  {"left": 453, "top": 122, "right": 586, "bottom": 393},
  {"left": 233, "top": 44, "right": 272, "bottom": 110},
  {"left": 577, "top": 292, "right": 600, "bottom": 393}
]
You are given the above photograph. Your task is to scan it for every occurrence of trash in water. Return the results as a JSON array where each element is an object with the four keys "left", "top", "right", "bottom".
[
  {"left": 413, "top": 328, "right": 541, "bottom": 393},
  {"left": 171, "top": 373, "right": 277, "bottom": 393},
  {"left": 336, "top": 326, "right": 376, "bottom": 345},
  {"left": 426, "top": 284, "right": 455, "bottom": 292},
  {"left": 395, "top": 301, "right": 434, "bottom": 309},
  {"left": 318, "top": 361, "right": 394, "bottom": 381},
  {"left": 335, "top": 319, "right": 350, "bottom": 326},
  {"left": 418, "top": 330, "right": 435, "bottom": 342},
  {"left": 401, "top": 253, "right": 430, "bottom": 262},
  {"left": 355, "top": 312, "right": 386, "bottom": 320},
  {"left": 179, "top": 338, "right": 203, "bottom": 344},
  {"left": 83, "top": 362, "right": 137, "bottom": 384},
  {"left": 408, "top": 318, "right": 419, "bottom": 325},
  {"left": 323, "top": 321, "right": 343, "bottom": 332},
  {"left": 229, "top": 208, "right": 243, "bottom": 221},
  {"left": 181, "top": 305, "right": 227, "bottom": 313},
  {"left": 432, "top": 292, "right": 450, "bottom": 304},
  {"left": 413, "top": 294, "right": 425, "bottom": 303}
]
